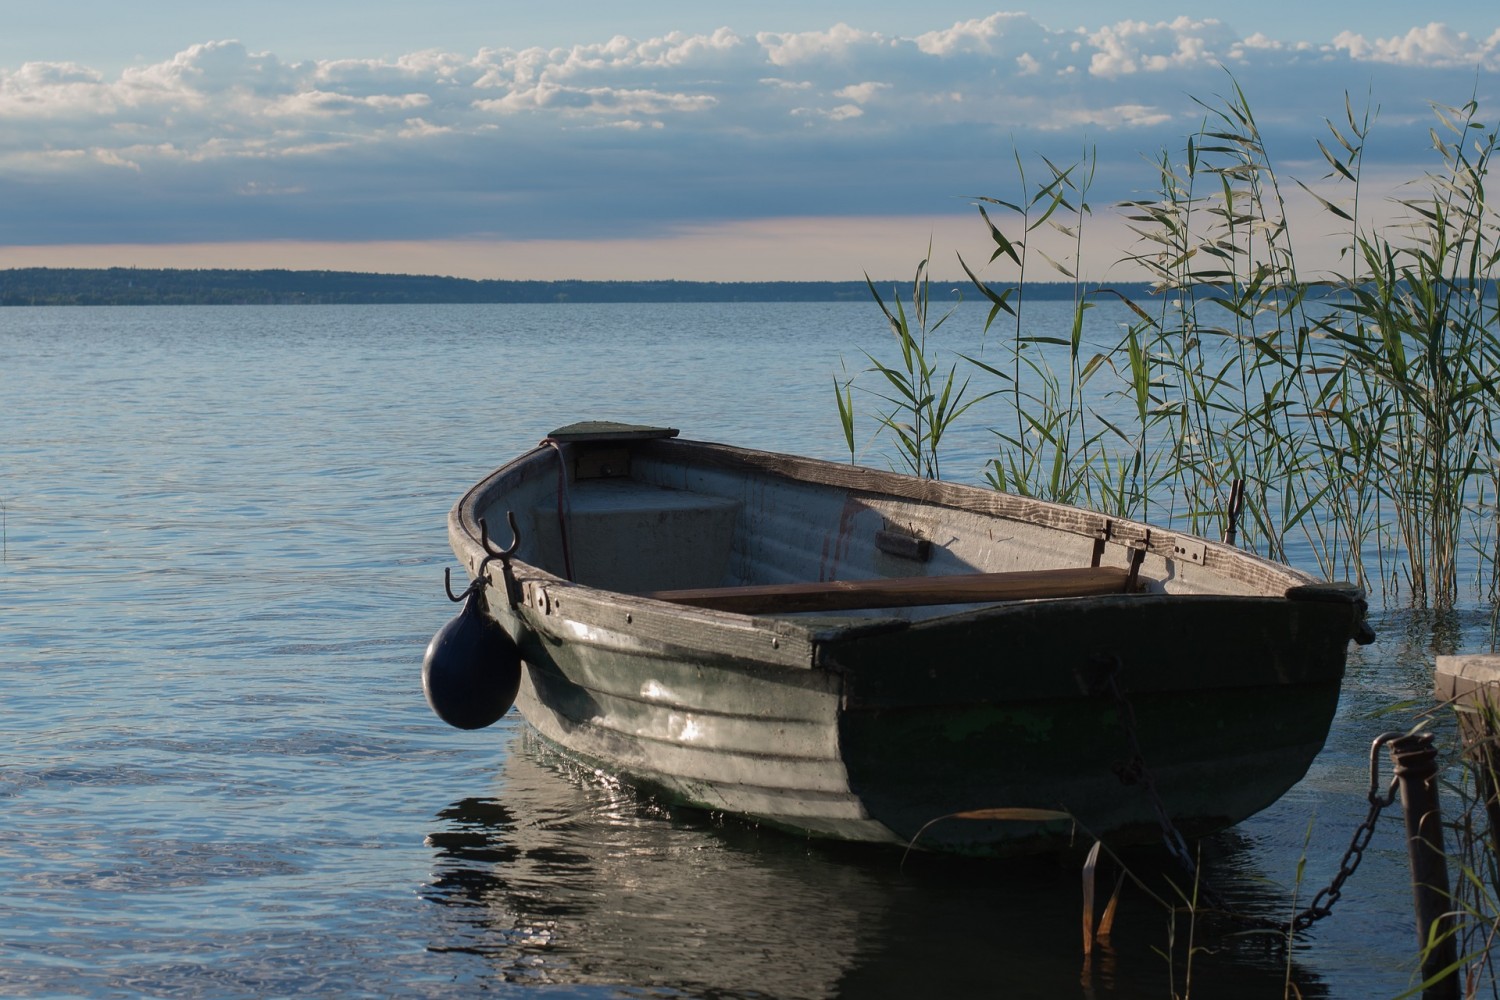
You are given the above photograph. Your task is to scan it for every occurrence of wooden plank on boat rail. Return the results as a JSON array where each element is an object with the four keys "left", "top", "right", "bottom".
[{"left": 643, "top": 565, "right": 1132, "bottom": 614}]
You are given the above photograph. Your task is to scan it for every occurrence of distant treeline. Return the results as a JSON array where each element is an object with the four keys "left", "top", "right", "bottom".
[{"left": 0, "top": 267, "right": 1151, "bottom": 306}]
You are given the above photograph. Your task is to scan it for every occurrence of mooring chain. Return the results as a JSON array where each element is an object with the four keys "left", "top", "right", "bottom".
[
  {"left": 1282, "top": 731, "right": 1404, "bottom": 933},
  {"left": 1093, "top": 653, "right": 1403, "bottom": 936}
]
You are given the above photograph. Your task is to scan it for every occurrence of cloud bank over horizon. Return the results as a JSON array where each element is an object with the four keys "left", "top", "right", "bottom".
[{"left": 2, "top": 12, "right": 1497, "bottom": 277}]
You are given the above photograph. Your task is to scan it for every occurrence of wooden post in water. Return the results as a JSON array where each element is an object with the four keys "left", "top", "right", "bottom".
[{"left": 1389, "top": 732, "right": 1458, "bottom": 1000}]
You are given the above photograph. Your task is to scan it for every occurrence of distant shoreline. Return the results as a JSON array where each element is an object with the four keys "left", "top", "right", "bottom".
[{"left": 0, "top": 267, "right": 1149, "bottom": 306}]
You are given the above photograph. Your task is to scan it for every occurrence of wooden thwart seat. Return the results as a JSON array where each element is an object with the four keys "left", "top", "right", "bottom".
[{"left": 643, "top": 565, "right": 1133, "bottom": 614}]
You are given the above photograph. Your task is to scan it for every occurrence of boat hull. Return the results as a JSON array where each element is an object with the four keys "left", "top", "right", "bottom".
[
  {"left": 829, "top": 593, "right": 1348, "bottom": 853},
  {"left": 447, "top": 432, "right": 1364, "bottom": 856}
]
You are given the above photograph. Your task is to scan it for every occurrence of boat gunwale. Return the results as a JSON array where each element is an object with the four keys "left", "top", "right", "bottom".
[{"left": 447, "top": 437, "right": 1345, "bottom": 670}]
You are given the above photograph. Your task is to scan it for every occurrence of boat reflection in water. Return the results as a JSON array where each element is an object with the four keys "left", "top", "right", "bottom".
[{"left": 421, "top": 729, "right": 1331, "bottom": 999}]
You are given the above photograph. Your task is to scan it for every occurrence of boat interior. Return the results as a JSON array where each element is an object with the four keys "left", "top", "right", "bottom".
[{"left": 467, "top": 428, "right": 1302, "bottom": 621}]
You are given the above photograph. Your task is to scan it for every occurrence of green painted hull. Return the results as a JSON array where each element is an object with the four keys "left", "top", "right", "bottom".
[
  {"left": 447, "top": 432, "right": 1366, "bottom": 857},
  {"left": 831, "top": 594, "right": 1349, "bottom": 853}
]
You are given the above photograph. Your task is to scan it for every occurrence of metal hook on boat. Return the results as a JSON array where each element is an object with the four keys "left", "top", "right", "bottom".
[
  {"left": 423, "top": 509, "right": 525, "bottom": 731},
  {"left": 478, "top": 511, "right": 522, "bottom": 611},
  {"left": 443, "top": 567, "right": 476, "bottom": 602},
  {"left": 440, "top": 511, "right": 522, "bottom": 602},
  {"left": 478, "top": 511, "right": 521, "bottom": 567}
]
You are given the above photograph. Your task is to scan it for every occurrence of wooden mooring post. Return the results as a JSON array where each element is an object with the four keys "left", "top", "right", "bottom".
[
  {"left": 1427, "top": 654, "right": 1500, "bottom": 999},
  {"left": 1389, "top": 730, "right": 1459, "bottom": 1000}
]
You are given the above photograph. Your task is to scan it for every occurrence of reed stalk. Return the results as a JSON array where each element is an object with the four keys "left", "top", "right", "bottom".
[
  {"left": 840, "top": 81, "right": 1499, "bottom": 610},
  {"left": 1317, "top": 97, "right": 1500, "bottom": 607},
  {"left": 839, "top": 248, "right": 994, "bottom": 479}
]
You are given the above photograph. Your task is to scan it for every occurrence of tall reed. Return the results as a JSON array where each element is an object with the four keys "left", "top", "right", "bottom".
[
  {"left": 1315, "top": 98, "right": 1500, "bottom": 607},
  {"left": 840, "top": 82, "right": 1500, "bottom": 608},
  {"left": 959, "top": 150, "right": 1112, "bottom": 508},
  {"left": 837, "top": 81, "right": 1500, "bottom": 995},
  {"left": 838, "top": 248, "right": 994, "bottom": 480}
]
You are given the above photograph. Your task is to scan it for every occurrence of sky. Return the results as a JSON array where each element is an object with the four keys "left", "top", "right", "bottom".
[{"left": 1, "top": 3, "right": 1497, "bottom": 280}]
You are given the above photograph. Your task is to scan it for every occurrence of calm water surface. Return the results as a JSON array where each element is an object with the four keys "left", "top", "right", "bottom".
[{"left": 0, "top": 303, "right": 1469, "bottom": 997}]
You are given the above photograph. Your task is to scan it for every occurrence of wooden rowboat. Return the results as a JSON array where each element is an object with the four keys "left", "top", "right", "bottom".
[{"left": 436, "top": 422, "right": 1370, "bottom": 857}]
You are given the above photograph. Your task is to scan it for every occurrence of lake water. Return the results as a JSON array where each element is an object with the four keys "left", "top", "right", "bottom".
[{"left": 0, "top": 302, "right": 1477, "bottom": 998}]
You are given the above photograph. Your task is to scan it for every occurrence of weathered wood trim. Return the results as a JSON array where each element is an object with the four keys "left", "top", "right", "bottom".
[
  {"left": 643, "top": 566, "right": 1132, "bottom": 613},
  {"left": 508, "top": 576, "right": 820, "bottom": 670}
]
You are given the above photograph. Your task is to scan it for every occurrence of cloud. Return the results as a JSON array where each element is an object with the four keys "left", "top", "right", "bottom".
[
  {"left": 471, "top": 84, "right": 718, "bottom": 116},
  {"left": 834, "top": 81, "right": 889, "bottom": 103},
  {"left": 1087, "top": 17, "right": 1240, "bottom": 77},
  {"left": 0, "top": 16, "right": 1496, "bottom": 256},
  {"left": 914, "top": 12, "right": 1065, "bottom": 58},
  {"left": 1332, "top": 23, "right": 1500, "bottom": 68},
  {"left": 757, "top": 23, "right": 886, "bottom": 67}
]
